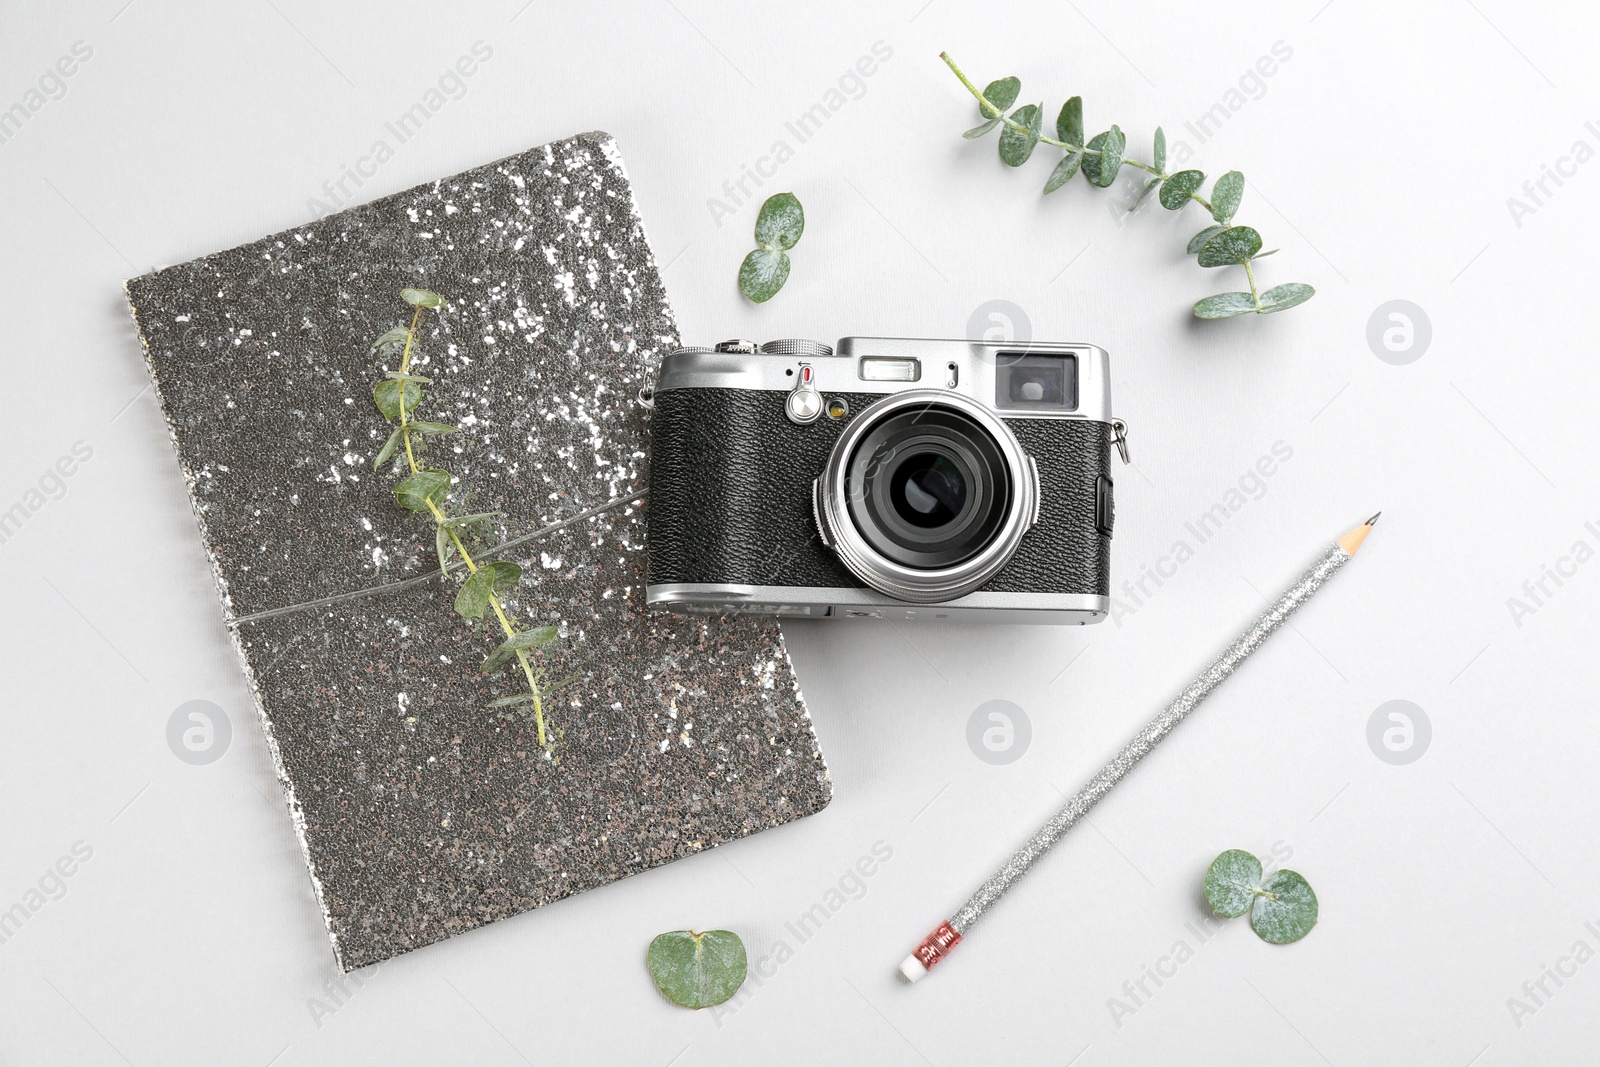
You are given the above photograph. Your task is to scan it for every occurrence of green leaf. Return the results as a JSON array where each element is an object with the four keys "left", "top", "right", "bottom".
[
  {"left": 481, "top": 625, "right": 560, "bottom": 673},
  {"left": 1080, "top": 126, "right": 1125, "bottom": 187},
  {"left": 443, "top": 511, "right": 504, "bottom": 529},
  {"left": 647, "top": 930, "right": 748, "bottom": 1009},
  {"left": 373, "top": 378, "right": 424, "bottom": 421},
  {"left": 963, "top": 118, "right": 1002, "bottom": 138},
  {"left": 738, "top": 248, "right": 790, "bottom": 303},
  {"left": 998, "top": 103, "right": 1042, "bottom": 166},
  {"left": 393, "top": 468, "right": 450, "bottom": 513},
  {"left": 1259, "top": 282, "right": 1316, "bottom": 314},
  {"left": 1250, "top": 869, "right": 1318, "bottom": 944},
  {"left": 1043, "top": 153, "right": 1082, "bottom": 193},
  {"left": 372, "top": 427, "right": 403, "bottom": 470},
  {"left": 370, "top": 326, "right": 410, "bottom": 351},
  {"left": 1204, "top": 849, "right": 1263, "bottom": 917},
  {"left": 1210, "top": 170, "right": 1244, "bottom": 224},
  {"left": 454, "top": 567, "right": 495, "bottom": 619},
  {"left": 1152, "top": 127, "right": 1166, "bottom": 172},
  {"left": 400, "top": 288, "right": 443, "bottom": 308},
  {"left": 1159, "top": 169, "right": 1205, "bottom": 210},
  {"left": 753, "top": 192, "right": 804, "bottom": 250},
  {"left": 1055, "top": 96, "right": 1083, "bottom": 146},
  {"left": 481, "top": 646, "right": 517, "bottom": 675},
  {"left": 454, "top": 560, "right": 522, "bottom": 619},
  {"left": 1187, "top": 225, "right": 1225, "bottom": 254},
  {"left": 488, "top": 692, "right": 540, "bottom": 708},
  {"left": 406, "top": 420, "right": 457, "bottom": 436},
  {"left": 435, "top": 524, "right": 453, "bottom": 574},
  {"left": 504, "top": 625, "right": 559, "bottom": 650},
  {"left": 1192, "top": 292, "right": 1259, "bottom": 319},
  {"left": 1130, "top": 177, "right": 1161, "bottom": 212},
  {"left": 980, "top": 76, "right": 1020, "bottom": 117},
  {"left": 1197, "top": 225, "right": 1263, "bottom": 267},
  {"left": 385, "top": 371, "right": 432, "bottom": 383}
]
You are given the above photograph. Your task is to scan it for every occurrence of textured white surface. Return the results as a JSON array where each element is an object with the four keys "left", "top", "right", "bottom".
[{"left": 2, "top": 1, "right": 1598, "bottom": 1064}]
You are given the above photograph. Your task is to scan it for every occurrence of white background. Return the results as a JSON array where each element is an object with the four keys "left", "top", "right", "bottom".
[{"left": 2, "top": 0, "right": 1597, "bottom": 1063}]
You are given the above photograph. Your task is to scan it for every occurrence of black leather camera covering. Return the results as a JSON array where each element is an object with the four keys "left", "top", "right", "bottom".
[{"left": 646, "top": 387, "right": 1111, "bottom": 596}]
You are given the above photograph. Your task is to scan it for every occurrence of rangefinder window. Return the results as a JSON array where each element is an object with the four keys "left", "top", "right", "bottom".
[{"left": 996, "top": 354, "right": 1077, "bottom": 411}]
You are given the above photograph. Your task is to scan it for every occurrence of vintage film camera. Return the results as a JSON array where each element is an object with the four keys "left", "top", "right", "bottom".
[{"left": 645, "top": 337, "right": 1126, "bottom": 624}]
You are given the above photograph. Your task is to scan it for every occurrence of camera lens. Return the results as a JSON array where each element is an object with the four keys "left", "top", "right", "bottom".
[
  {"left": 843, "top": 405, "right": 1013, "bottom": 571},
  {"left": 815, "top": 389, "right": 1039, "bottom": 603}
]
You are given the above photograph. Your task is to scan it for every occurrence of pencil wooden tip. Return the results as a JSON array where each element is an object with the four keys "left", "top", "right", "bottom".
[{"left": 1337, "top": 514, "right": 1380, "bottom": 556}]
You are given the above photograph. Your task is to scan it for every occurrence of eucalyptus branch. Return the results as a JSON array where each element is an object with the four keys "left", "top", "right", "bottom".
[
  {"left": 371, "top": 288, "right": 560, "bottom": 751},
  {"left": 941, "top": 52, "right": 1313, "bottom": 320}
]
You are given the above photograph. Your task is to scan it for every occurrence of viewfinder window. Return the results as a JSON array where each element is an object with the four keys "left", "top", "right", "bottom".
[{"left": 995, "top": 354, "right": 1078, "bottom": 411}]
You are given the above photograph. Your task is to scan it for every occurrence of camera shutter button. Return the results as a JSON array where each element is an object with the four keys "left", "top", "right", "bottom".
[{"left": 786, "top": 363, "right": 823, "bottom": 424}]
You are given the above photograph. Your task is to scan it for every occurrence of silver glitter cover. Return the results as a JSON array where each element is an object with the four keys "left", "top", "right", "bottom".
[
  {"left": 125, "top": 132, "right": 832, "bottom": 970},
  {"left": 951, "top": 543, "right": 1350, "bottom": 932}
]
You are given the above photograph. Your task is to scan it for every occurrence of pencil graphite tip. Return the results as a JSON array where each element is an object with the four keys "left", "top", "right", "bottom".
[{"left": 1366, "top": 511, "right": 1382, "bottom": 527}]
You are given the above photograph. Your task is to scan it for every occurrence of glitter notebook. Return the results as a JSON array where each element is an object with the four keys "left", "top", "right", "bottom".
[{"left": 125, "top": 132, "right": 832, "bottom": 970}]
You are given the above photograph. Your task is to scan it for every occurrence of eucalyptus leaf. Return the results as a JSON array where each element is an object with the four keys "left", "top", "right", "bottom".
[
  {"left": 1197, "top": 225, "right": 1263, "bottom": 267},
  {"left": 372, "top": 426, "right": 403, "bottom": 470},
  {"left": 753, "top": 192, "right": 804, "bottom": 250},
  {"left": 1159, "top": 169, "right": 1205, "bottom": 210},
  {"left": 1250, "top": 869, "right": 1318, "bottom": 944},
  {"left": 1043, "top": 153, "right": 1082, "bottom": 193},
  {"left": 963, "top": 118, "right": 1002, "bottom": 139},
  {"left": 981, "top": 76, "right": 1021, "bottom": 117},
  {"left": 443, "top": 511, "right": 504, "bottom": 529},
  {"left": 481, "top": 625, "right": 560, "bottom": 674},
  {"left": 373, "top": 378, "right": 423, "bottom": 420},
  {"left": 393, "top": 468, "right": 450, "bottom": 513},
  {"left": 1192, "top": 292, "right": 1259, "bottom": 319},
  {"left": 1153, "top": 127, "right": 1166, "bottom": 172},
  {"left": 1080, "top": 126, "right": 1124, "bottom": 187},
  {"left": 454, "top": 567, "right": 496, "bottom": 620},
  {"left": 1204, "top": 849, "right": 1263, "bottom": 917},
  {"left": 738, "top": 249, "right": 790, "bottom": 303},
  {"left": 453, "top": 561, "right": 523, "bottom": 619},
  {"left": 435, "top": 524, "right": 452, "bottom": 575},
  {"left": 1130, "top": 176, "right": 1161, "bottom": 212},
  {"left": 998, "top": 103, "right": 1042, "bottom": 166},
  {"left": 1259, "top": 282, "right": 1315, "bottom": 314},
  {"left": 369, "top": 326, "right": 411, "bottom": 351},
  {"left": 395, "top": 473, "right": 447, "bottom": 515},
  {"left": 1187, "top": 225, "right": 1225, "bottom": 254},
  {"left": 1210, "top": 170, "right": 1244, "bottom": 224},
  {"left": 406, "top": 420, "right": 458, "bottom": 436},
  {"left": 400, "top": 288, "right": 443, "bottom": 308},
  {"left": 647, "top": 930, "right": 748, "bottom": 1010},
  {"left": 503, "top": 625, "right": 559, "bottom": 650},
  {"left": 1055, "top": 96, "right": 1083, "bottom": 146}
]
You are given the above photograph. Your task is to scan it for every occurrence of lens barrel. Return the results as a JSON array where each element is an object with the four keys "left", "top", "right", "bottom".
[{"left": 814, "top": 390, "right": 1039, "bottom": 602}]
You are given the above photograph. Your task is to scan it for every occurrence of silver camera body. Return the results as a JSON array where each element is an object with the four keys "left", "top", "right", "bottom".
[{"left": 644, "top": 336, "right": 1123, "bottom": 624}]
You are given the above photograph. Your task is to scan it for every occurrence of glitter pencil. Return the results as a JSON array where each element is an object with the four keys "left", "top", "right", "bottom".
[{"left": 898, "top": 514, "right": 1381, "bottom": 983}]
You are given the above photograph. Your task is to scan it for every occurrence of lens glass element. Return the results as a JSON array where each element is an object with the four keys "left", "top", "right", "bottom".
[{"left": 891, "top": 454, "right": 966, "bottom": 527}]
